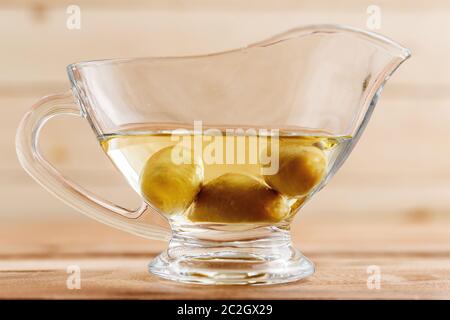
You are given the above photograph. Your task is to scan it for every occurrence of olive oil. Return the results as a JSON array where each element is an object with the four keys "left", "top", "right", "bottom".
[{"left": 100, "top": 130, "right": 350, "bottom": 224}]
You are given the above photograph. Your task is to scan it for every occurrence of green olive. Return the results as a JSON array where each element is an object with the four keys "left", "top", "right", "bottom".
[
  {"left": 263, "top": 144, "right": 327, "bottom": 197},
  {"left": 189, "top": 173, "right": 290, "bottom": 223},
  {"left": 140, "top": 145, "right": 203, "bottom": 215}
]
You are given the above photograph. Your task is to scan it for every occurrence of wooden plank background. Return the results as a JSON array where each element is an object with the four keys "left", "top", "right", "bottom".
[{"left": 1, "top": 0, "right": 449, "bottom": 222}]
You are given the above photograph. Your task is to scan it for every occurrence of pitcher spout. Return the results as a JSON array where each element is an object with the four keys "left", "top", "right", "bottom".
[{"left": 249, "top": 24, "right": 411, "bottom": 137}]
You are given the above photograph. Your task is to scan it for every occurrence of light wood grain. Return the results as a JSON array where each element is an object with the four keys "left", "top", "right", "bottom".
[
  {"left": 0, "top": 2, "right": 447, "bottom": 87},
  {"left": 2, "top": 0, "right": 447, "bottom": 185},
  {"left": 0, "top": 215, "right": 449, "bottom": 299},
  {"left": 1, "top": 0, "right": 449, "bottom": 300}
]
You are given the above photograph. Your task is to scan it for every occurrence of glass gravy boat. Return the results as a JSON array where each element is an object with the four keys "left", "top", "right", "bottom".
[{"left": 16, "top": 25, "right": 410, "bottom": 285}]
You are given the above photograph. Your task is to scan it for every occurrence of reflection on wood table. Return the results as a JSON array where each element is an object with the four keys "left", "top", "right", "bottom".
[{"left": 1, "top": 214, "right": 449, "bottom": 299}]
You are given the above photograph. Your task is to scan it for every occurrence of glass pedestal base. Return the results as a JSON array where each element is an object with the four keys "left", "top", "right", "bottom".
[{"left": 148, "top": 225, "right": 314, "bottom": 285}]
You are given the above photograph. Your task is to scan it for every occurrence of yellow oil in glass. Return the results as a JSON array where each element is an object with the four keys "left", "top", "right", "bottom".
[{"left": 100, "top": 130, "right": 350, "bottom": 225}]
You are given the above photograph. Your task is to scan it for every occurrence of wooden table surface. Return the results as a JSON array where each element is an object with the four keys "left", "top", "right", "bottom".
[{"left": 1, "top": 213, "right": 449, "bottom": 300}]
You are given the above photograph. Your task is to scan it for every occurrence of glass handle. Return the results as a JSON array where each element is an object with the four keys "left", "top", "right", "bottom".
[{"left": 16, "top": 91, "right": 171, "bottom": 241}]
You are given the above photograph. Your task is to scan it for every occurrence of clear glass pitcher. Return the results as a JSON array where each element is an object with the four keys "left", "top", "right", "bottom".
[{"left": 16, "top": 25, "right": 410, "bottom": 285}]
